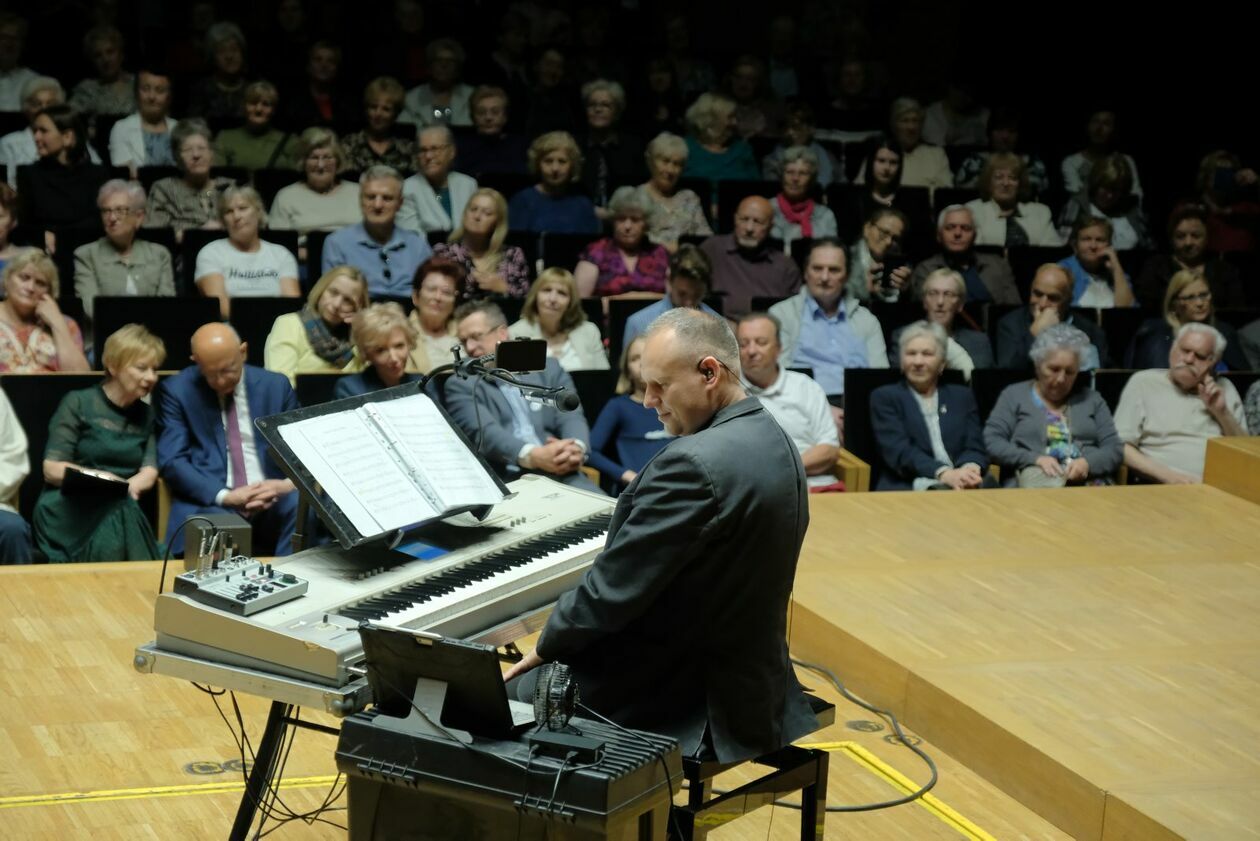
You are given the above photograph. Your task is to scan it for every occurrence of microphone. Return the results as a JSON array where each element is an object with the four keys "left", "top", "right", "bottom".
[{"left": 515, "top": 387, "right": 581, "bottom": 412}]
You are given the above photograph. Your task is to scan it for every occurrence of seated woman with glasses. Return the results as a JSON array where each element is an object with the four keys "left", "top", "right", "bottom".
[
  {"left": 847, "top": 206, "right": 912, "bottom": 304},
  {"left": 1126, "top": 269, "right": 1249, "bottom": 370},
  {"left": 73, "top": 179, "right": 174, "bottom": 322}
]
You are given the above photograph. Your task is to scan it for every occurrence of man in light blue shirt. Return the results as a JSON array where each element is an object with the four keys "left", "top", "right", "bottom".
[
  {"left": 622, "top": 244, "right": 720, "bottom": 353},
  {"left": 322, "top": 165, "right": 432, "bottom": 298}
]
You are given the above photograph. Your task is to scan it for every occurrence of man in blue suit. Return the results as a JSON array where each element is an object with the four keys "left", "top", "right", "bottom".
[
  {"left": 444, "top": 300, "right": 599, "bottom": 492},
  {"left": 156, "top": 323, "right": 300, "bottom": 555}
]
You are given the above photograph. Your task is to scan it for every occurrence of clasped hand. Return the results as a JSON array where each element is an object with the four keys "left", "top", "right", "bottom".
[
  {"left": 223, "top": 479, "right": 291, "bottom": 513},
  {"left": 532, "top": 437, "right": 584, "bottom": 476}
]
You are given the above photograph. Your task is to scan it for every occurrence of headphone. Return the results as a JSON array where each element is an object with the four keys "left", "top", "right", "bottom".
[{"left": 697, "top": 360, "right": 716, "bottom": 381}]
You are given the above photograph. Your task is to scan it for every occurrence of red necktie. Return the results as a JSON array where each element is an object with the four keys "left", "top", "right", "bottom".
[{"left": 225, "top": 395, "right": 249, "bottom": 489}]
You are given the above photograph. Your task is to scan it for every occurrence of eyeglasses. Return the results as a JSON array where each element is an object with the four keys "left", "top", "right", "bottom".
[
  {"left": 418, "top": 144, "right": 452, "bottom": 156},
  {"left": 459, "top": 324, "right": 505, "bottom": 345},
  {"left": 871, "top": 225, "right": 902, "bottom": 243},
  {"left": 100, "top": 207, "right": 136, "bottom": 218},
  {"left": 924, "top": 289, "right": 961, "bottom": 301},
  {"left": 1175, "top": 291, "right": 1212, "bottom": 303}
]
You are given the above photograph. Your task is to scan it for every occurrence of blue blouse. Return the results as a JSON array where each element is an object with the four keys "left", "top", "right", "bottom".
[
  {"left": 586, "top": 395, "right": 673, "bottom": 484},
  {"left": 507, "top": 187, "right": 600, "bottom": 234}
]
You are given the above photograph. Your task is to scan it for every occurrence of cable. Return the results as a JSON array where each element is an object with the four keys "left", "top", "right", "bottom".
[
  {"left": 789, "top": 657, "right": 939, "bottom": 813},
  {"left": 157, "top": 515, "right": 216, "bottom": 594}
]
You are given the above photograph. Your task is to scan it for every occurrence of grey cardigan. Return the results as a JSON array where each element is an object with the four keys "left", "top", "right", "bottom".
[{"left": 983, "top": 380, "right": 1124, "bottom": 477}]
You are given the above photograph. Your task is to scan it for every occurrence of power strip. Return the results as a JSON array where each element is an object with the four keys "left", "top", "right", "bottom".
[{"left": 172, "top": 557, "right": 309, "bottom": 616}]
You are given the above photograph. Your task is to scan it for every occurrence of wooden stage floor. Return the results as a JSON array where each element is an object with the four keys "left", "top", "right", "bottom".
[{"left": 792, "top": 442, "right": 1260, "bottom": 841}]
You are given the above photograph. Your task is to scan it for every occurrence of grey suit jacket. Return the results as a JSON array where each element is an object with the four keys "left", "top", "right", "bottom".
[
  {"left": 536, "top": 397, "right": 818, "bottom": 763},
  {"left": 398, "top": 170, "right": 478, "bottom": 233},
  {"left": 443, "top": 357, "right": 589, "bottom": 474}
]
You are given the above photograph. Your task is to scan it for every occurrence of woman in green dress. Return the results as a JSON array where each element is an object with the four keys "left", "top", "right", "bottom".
[{"left": 33, "top": 324, "right": 166, "bottom": 561}]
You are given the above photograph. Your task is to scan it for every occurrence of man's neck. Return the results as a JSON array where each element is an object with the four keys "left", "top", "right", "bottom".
[
  {"left": 364, "top": 221, "right": 395, "bottom": 244},
  {"left": 943, "top": 249, "right": 974, "bottom": 269},
  {"left": 747, "top": 364, "right": 780, "bottom": 391},
  {"left": 814, "top": 293, "right": 843, "bottom": 317}
]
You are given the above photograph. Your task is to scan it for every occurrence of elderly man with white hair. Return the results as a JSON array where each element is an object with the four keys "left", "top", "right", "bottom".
[
  {"left": 73, "top": 179, "right": 174, "bottom": 319},
  {"left": 1114, "top": 323, "right": 1248, "bottom": 484},
  {"left": 890, "top": 267, "right": 994, "bottom": 375},
  {"left": 909, "top": 205, "right": 1019, "bottom": 305},
  {"left": 398, "top": 124, "right": 477, "bottom": 234},
  {"left": 0, "top": 76, "right": 101, "bottom": 185}
]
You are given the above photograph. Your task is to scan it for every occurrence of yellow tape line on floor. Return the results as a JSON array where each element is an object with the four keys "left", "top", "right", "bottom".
[{"left": 803, "top": 740, "right": 996, "bottom": 841}]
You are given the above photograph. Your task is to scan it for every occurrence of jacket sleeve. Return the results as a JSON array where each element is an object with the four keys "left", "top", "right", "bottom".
[
  {"left": 586, "top": 400, "right": 629, "bottom": 481},
  {"left": 73, "top": 246, "right": 100, "bottom": 319},
  {"left": 156, "top": 378, "right": 224, "bottom": 506},
  {"left": 983, "top": 386, "right": 1038, "bottom": 469},
  {"left": 871, "top": 386, "right": 944, "bottom": 481},
  {"left": 995, "top": 313, "right": 1030, "bottom": 369},
  {"left": 443, "top": 377, "right": 524, "bottom": 468}
]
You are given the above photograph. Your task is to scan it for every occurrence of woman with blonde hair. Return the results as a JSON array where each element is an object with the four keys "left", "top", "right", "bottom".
[
  {"left": 194, "top": 185, "right": 300, "bottom": 318},
  {"left": 341, "top": 77, "right": 417, "bottom": 173},
  {"left": 586, "top": 334, "right": 671, "bottom": 489},
  {"left": 507, "top": 131, "right": 599, "bottom": 234},
  {"left": 635, "top": 131, "right": 712, "bottom": 250},
  {"left": 434, "top": 187, "right": 531, "bottom": 299},
  {"left": 682, "top": 92, "right": 758, "bottom": 183},
  {"left": 33, "top": 324, "right": 166, "bottom": 561},
  {"left": 334, "top": 302, "right": 421, "bottom": 397},
  {"left": 1126, "top": 269, "right": 1248, "bottom": 370},
  {"left": 0, "top": 249, "right": 90, "bottom": 372},
  {"left": 965, "top": 152, "right": 1061, "bottom": 247},
  {"left": 509, "top": 267, "right": 608, "bottom": 371},
  {"left": 264, "top": 265, "right": 369, "bottom": 385}
]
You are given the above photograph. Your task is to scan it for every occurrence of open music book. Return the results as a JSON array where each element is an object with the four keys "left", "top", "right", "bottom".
[{"left": 277, "top": 392, "right": 505, "bottom": 537}]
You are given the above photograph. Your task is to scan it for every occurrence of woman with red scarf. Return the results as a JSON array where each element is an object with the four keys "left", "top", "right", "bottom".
[{"left": 770, "top": 145, "right": 837, "bottom": 247}]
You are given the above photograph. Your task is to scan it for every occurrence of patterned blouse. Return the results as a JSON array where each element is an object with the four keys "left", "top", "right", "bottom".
[
  {"left": 69, "top": 74, "right": 136, "bottom": 117},
  {"left": 636, "top": 184, "right": 712, "bottom": 246},
  {"left": 340, "top": 132, "right": 418, "bottom": 175},
  {"left": 578, "top": 238, "right": 670, "bottom": 296},
  {"left": 0, "top": 317, "right": 84, "bottom": 372},
  {"left": 433, "top": 241, "right": 532, "bottom": 301},
  {"left": 143, "top": 176, "right": 236, "bottom": 233}
]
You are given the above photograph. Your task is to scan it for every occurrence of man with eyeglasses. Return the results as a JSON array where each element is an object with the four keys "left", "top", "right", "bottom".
[
  {"left": 908, "top": 205, "right": 1019, "bottom": 306},
  {"left": 700, "top": 195, "right": 801, "bottom": 319},
  {"left": 995, "top": 263, "right": 1109, "bottom": 371},
  {"left": 889, "top": 267, "right": 994, "bottom": 374},
  {"left": 322, "top": 164, "right": 432, "bottom": 298},
  {"left": 72, "top": 178, "right": 174, "bottom": 320},
  {"left": 398, "top": 125, "right": 477, "bottom": 234}
]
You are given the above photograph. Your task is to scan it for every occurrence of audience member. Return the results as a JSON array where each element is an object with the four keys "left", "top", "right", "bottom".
[
  {"left": 0, "top": 183, "right": 19, "bottom": 272},
  {"left": 1127, "top": 270, "right": 1247, "bottom": 371},
  {"left": 578, "top": 79, "right": 644, "bottom": 214},
  {"left": 880, "top": 98, "right": 951, "bottom": 189},
  {"left": 847, "top": 206, "right": 912, "bottom": 304},
  {"left": 524, "top": 47, "right": 580, "bottom": 138},
  {"left": 1135, "top": 205, "right": 1246, "bottom": 308},
  {"left": 769, "top": 238, "right": 887, "bottom": 423},
  {"left": 892, "top": 267, "right": 995, "bottom": 375},
  {"left": 1060, "top": 109, "right": 1143, "bottom": 199},
  {"left": 702, "top": 195, "right": 801, "bottom": 318},
  {"left": 108, "top": 68, "right": 176, "bottom": 173},
  {"left": 575, "top": 187, "right": 669, "bottom": 297},
  {"left": 725, "top": 55, "right": 783, "bottom": 139},
  {"left": 334, "top": 302, "right": 421, "bottom": 398},
  {"left": 264, "top": 265, "right": 368, "bottom": 385},
  {"left": 508, "top": 131, "right": 599, "bottom": 234},
  {"left": 195, "top": 186, "right": 300, "bottom": 318},
  {"left": 69, "top": 26, "right": 135, "bottom": 119},
  {"left": 401, "top": 39, "right": 474, "bottom": 128},
  {"left": 627, "top": 57, "right": 686, "bottom": 139},
  {"left": 0, "top": 13, "right": 37, "bottom": 112},
  {"left": 1115, "top": 323, "right": 1247, "bottom": 483},
  {"left": 762, "top": 102, "right": 843, "bottom": 189},
  {"left": 1241, "top": 319, "right": 1260, "bottom": 371},
  {"left": 188, "top": 22, "right": 248, "bottom": 119},
  {"left": 1057, "top": 216, "right": 1137, "bottom": 308},
  {"left": 268, "top": 128, "right": 362, "bottom": 239},
  {"left": 738, "top": 313, "right": 841, "bottom": 489},
  {"left": 635, "top": 132, "right": 712, "bottom": 251},
  {"left": 954, "top": 109, "right": 1049, "bottom": 194},
  {"left": 1195, "top": 150, "right": 1260, "bottom": 253},
  {"left": 1246, "top": 380, "right": 1260, "bottom": 435},
  {"left": 0, "top": 76, "right": 70, "bottom": 186},
  {"left": 622, "top": 244, "right": 719, "bottom": 349},
  {"left": 406, "top": 257, "right": 460, "bottom": 374},
  {"left": 870, "top": 320, "right": 989, "bottom": 490},
  {"left": 1059, "top": 154, "right": 1151, "bottom": 249},
  {"left": 143, "top": 118, "right": 234, "bottom": 240},
  {"left": 434, "top": 187, "right": 530, "bottom": 300},
  {"left": 341, "top": 77, "right": 416, "bottom": 174},
  {"left": 0, "top": 386, "right": 32, "bottom": 563},
  {"left": 17, "top": 104, "right": 110, "bottom": 233},
  {"left": 586, "top": 335, "right": 673, "bottom": 488},
  {"left": 996, "top": 264, "right": 1109, "bottom": 371},
  {"left": 484, "top": 11, "right": 531, "bottom": 112},
  {"left": 283, "top": 41, "right": 354, "bottom": 128},
  {"left": 770, "top": 146, "right": 838, "bottom": 246},
  {"left": 453, "top": 86, "right": 528, "bottom": 176},
  {"left": 398, "top": 125, "right": 476, "bottom": 234},
  {"left": 985, "top": 324, "right": 1123, "bottom": 487},
  {"left": 682, "top": 92, "right": 759, "bottom": 183},
  {"left": 922, "top": 82, "right": 989, "bottom": 147},
  {"left": 322, "top": 165, "right": 432, "bottom": 298},
  {"left": 662, "top": 13, "right": 716, "bottom": 98},
  {"left": 841, "top": 136, "right": 931, "bottom": 242},
  {"left": 511, "top": 268, "right": 608, "bottom": 371},
  {"left": 74, "top": 180, "right": 174, "bottom": 320},
  {"left": 965, "top": 153, "right": 1062, "bottom": 247},
  {"left": 909, "top": 205, "right": 1020, "bottom": 306},
  {"left": 33, "top": 324, "right": 166, "bottom": 561},
  {"left": 214, "top": 81, "right": 299, "bottom": 172},
  {"left": 819, "top": 58, "right": 883, "bottom": 131},
  {"left": 156, "top": 322, "right": 299, "bottom": 556},
  {"left": 0, "top": 250, "right": 89, "bottom": 372},
  {"left": 445, "top": 300, "right": 597, "bottom": 490}
]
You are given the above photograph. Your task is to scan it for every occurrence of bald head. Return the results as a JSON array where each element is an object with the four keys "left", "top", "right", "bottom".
[
  {"left": 734, "top": 196, "right": 773, "bottom": 249},
  {"left": 191, "top": 323, "right": 247, "bottom": 396},
  {"left": 1029, "top": 264, "right": 1072, "bottom": 318}
]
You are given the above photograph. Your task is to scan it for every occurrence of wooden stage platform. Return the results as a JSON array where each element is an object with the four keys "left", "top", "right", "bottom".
[{"left": 791, "top": 437, "right": 1260, "bottom": 841}]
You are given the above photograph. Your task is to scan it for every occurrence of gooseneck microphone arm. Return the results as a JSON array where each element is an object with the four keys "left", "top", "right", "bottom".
[{"left": 418, "top": 347, "right": 580, "bottom": 412}]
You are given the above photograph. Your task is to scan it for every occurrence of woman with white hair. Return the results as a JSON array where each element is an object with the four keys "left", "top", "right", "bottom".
[
  {"left": 188, "top": 22, "right": 248, "bottom": 119},
  {"left": 770, "top": 146, "right": 838, "bottom": 245},
  {"left": 194, "top": 186, "right": 300, "bottom": 318},
  {"left": 73, "top": 180, "right": 174, "bottom": 319},
  {"left": 508, "top": 131, "right": 599, "bottom": 234},
  {"left": 869, "top": 320, "right": 990, "bottom": 491},
  {"left": 400, "top": 38, "right": 474, "bottom": 127},
  {"left": 574, "top": 186, "right": 669, "bottom": 297},
  {"left": 144, "top": 119, "right": 234, "bottom": 239},
  {"left": 635, "top": 131, "right": 712, "bottom": 250},
  {"left": 682, "top": 92, "right": 759, "bottom": 183},
  {"left": 578, "top": 79, "right": 644, "bottom": 212},
  {"left": 985, "top": 323, "right": 1123, "bottom": 487}
]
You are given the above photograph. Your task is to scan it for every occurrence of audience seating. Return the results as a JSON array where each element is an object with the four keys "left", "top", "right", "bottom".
[
  {"left": 569, "top": 369, "right": 618, "bottom": 430},
  {"left": 676, "top": 178, "right": 713, "bottom": 221},
  {"left": 295, "top": 373, "right": 349, "bottom": 407},
  {"left": 932, "top": 187, "right": 980, "bottom": 213},
  {"left": 970, "top": 368, "right": 1032, "bottom": 421},
  {"left": 305, "top": 229, "right": 330, "bottom": 285},
  {"left": 91, "top": 296, "right": 220, "bottom": 370},
  {"left": 606, "top": 297, "right": 656, "bottom": 364},
  {"left": 539, "top": 231, "right": 599, "bottom": 272},
  {"left": 478, "top": 172, "right": 534, "bottom": 204},
  {"left": 230, "top": 297, "right": 305, "bottom": 367},
  {"left": 253, "top": 168, "right": 302, "bottom": 209},
  {"left": 505, "top": 230, "right": 542, "bottom": 274}
]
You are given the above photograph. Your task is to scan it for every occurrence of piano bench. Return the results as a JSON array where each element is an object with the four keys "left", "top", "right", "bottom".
[{"left": 670, "top": 743, "right": 829, "bottom": 840}]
